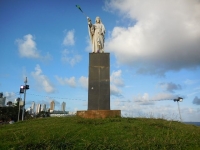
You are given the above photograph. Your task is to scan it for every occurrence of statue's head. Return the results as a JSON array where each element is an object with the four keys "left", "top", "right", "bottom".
[{"left": 95, "top": 16, "right": 101, "bottom": 24}]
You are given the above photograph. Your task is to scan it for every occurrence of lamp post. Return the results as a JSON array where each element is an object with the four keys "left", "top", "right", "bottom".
[
  {"left": 18, "top": 85, "right": 25, "bottom": 121},
  {"left": 22, "top": 77, "right": 29, "bottom": 121},
  {"left": 17, "top": 95, "right": 21, "bottom": 122},
  {"left": 174, "top": 97, "right": 183, "bottom": 122}
]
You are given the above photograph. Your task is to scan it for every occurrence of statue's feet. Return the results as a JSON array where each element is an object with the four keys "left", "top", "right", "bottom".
[{"left": 100, "top": 49, "right": 104, "bottom": 53}]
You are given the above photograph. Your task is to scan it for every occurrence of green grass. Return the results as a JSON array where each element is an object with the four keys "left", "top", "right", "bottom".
[{"left": 0, "top": 117, "right": 200, "bottom": 150}]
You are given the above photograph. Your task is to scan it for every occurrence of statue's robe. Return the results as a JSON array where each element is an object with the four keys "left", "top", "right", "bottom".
[{"left": 88, "top": 20, "right": 105, "bottom": 53}]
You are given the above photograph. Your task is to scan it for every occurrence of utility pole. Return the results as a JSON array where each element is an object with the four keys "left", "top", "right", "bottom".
[
  {"left": 22, "top": 77, "right": 28, "bottom": 121},
  {"left": 17, "top": 94, "right": 21, "bottom": 122},
  {"left": 177, "top": 101, "right": 182, "bottom": 122}
]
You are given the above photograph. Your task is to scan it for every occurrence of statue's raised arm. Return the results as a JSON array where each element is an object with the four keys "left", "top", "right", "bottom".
[{"left": 87, "top": 16, "right": 105, "bottom": 53}]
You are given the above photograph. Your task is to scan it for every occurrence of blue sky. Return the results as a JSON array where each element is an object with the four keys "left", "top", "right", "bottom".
[{"left": 0, "top": 0, "right": 200, "bottom": 121}]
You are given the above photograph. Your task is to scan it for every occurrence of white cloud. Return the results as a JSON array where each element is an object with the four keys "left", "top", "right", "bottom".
[
  {"left": 31, "top": 64, "right": 55, "bottom": 93},
  {"left": 85, "top": 36, "right": 92, "bottom": 52},
  {"left": 16, "top": 34, "right": 52, "bottom": 61},
  {"left": 63, "top": 29, "right": 75, "bottom": 46},
  {"left": 110, "top": 84, "right": 122, "bottom": 96},
  {"left": 134, "top": 92, "right": 176, "bottom": 105},
  {"left": 181, "top": 107, "right": 200, "bottom": 121},
  {"left": 133, "top": 93, "right": 155, "bottom": 105},
  {"left": 61, "top": 49, "right": 81, "bottom": 66},
  {"left": 110, "top": 70, "right": 124, "bottom": 96},
  {"left": 79, "top": 76, "right": 88, "bottom": 89},
  {"left": 4, "top": 92, "right": 16, "bottom": 103},
  {"left": 16, "top": 34, "right": 40, "bottom": 58},
  {"left": 110, "top": 70, "right": 124, "bottom": 86},
  {"left": 104, "top": 0, "right": 200, "bottom": 76},
  {"left": 151, "top": 93, "right": 177, "bottom": 101},
  {"left": 55, "top": 76, "right": 76, "bottom": 88}
]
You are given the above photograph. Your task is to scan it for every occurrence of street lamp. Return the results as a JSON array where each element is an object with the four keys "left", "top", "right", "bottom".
[
  {"left": 21, "top": 77, "right": 29, "bottom": 121},
  {"left": 174, "top": 97, "right": 183, "bottom": 122}
]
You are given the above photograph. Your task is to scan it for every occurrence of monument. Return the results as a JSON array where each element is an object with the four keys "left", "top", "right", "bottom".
[
  {"left": 77, "top": 16, "right": 121, "bottom": 118},
  {"left": 87, "top": 16, "right": 105, "bottom": 53}
]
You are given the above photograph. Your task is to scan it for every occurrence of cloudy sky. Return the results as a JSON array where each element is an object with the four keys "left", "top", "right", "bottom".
[{"left": 0, "top": 0, "right": 200, "bottom": 121}]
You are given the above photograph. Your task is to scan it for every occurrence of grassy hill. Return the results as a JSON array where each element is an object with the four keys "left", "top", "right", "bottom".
[{"left": 0, "top": 117, "right": 200, "bottom": 149}]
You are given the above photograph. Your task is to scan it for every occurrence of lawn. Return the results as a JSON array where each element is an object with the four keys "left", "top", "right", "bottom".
[{"left": 0, "top": 117, "right": 199, "bottom": 149}]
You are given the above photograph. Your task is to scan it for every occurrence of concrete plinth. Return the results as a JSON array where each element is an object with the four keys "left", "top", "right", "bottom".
[
  {"left": 88, "top": 53, "right": 110, "bottom": 110},
  {"left": 77, "top": 110, "right": 121, "bottom": 119}
]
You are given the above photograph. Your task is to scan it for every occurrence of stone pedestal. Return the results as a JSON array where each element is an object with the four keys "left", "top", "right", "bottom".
[{"left": 88, "top": 53, "right": 110, "bottom": 110}]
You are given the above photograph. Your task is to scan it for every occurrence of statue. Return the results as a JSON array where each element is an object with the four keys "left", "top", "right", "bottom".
[{"left": 87, "top": 16, "right": 106, "bottom": 53}]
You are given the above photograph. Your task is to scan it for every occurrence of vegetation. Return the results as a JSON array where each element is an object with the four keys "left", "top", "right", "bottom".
[
  {"left": 0, "top": 117, "right": 199, "bottom": 149},
  {"left": 0, "top": 102, "right": 50, "bottom": 123},
  {"left": 0, "top": 102, "right": 23, "bottom": 122}
]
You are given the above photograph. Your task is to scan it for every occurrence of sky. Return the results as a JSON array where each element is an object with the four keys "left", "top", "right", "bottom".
[{"left": 0, "top": 0, "right": 200, "bottom": 122}]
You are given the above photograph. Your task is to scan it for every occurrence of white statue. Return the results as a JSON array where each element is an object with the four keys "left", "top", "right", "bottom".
[{"left": 87, "top": 16, "right": 106, "bottom": 53}]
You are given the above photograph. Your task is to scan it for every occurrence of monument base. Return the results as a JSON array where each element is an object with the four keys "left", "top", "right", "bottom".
[{"left": 77, "top": 110, "right": 121, "bottom": 119}]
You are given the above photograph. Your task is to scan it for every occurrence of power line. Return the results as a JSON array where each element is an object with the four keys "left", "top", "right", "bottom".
[
  {"left": 134, "top": 99, "right": 176, "bottom": 103},
  {"left": 26, "top": 93, "right": 87, "bottom": 101}
]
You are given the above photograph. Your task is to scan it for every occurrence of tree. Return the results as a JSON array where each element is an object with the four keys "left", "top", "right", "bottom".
[{"left": 7, "top": 101, "right": 13, "bottom": 107}]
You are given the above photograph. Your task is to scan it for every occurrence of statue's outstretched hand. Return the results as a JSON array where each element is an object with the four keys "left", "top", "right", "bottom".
[
  {"left": 87, "top": 17, "right": 90, "bottom": 21},
  {"left": 87, "top": 17, "right": 92, "bottom": 27}
]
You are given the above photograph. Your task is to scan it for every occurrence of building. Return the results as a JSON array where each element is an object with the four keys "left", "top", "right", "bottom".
[
  {"left": 50, "top": 100, "right": 55, "bottom": 112},
  {"left": 31, "top": 101, "right": 35, "bottom": 114},
  {"left": 41, "top": 104, "right": 46, "bottom": 112},
  {"left": 49, "top": 110, "right": 70, "bottom": 117},
  {"left": 36, "top": 104, "right": 41, "bottom": 114},
  {"left": 0, "top": 93, "right": 6, "bottom": 107},
  {"left": 61, "top": 102, "right": 66, "bottom": 112}
]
